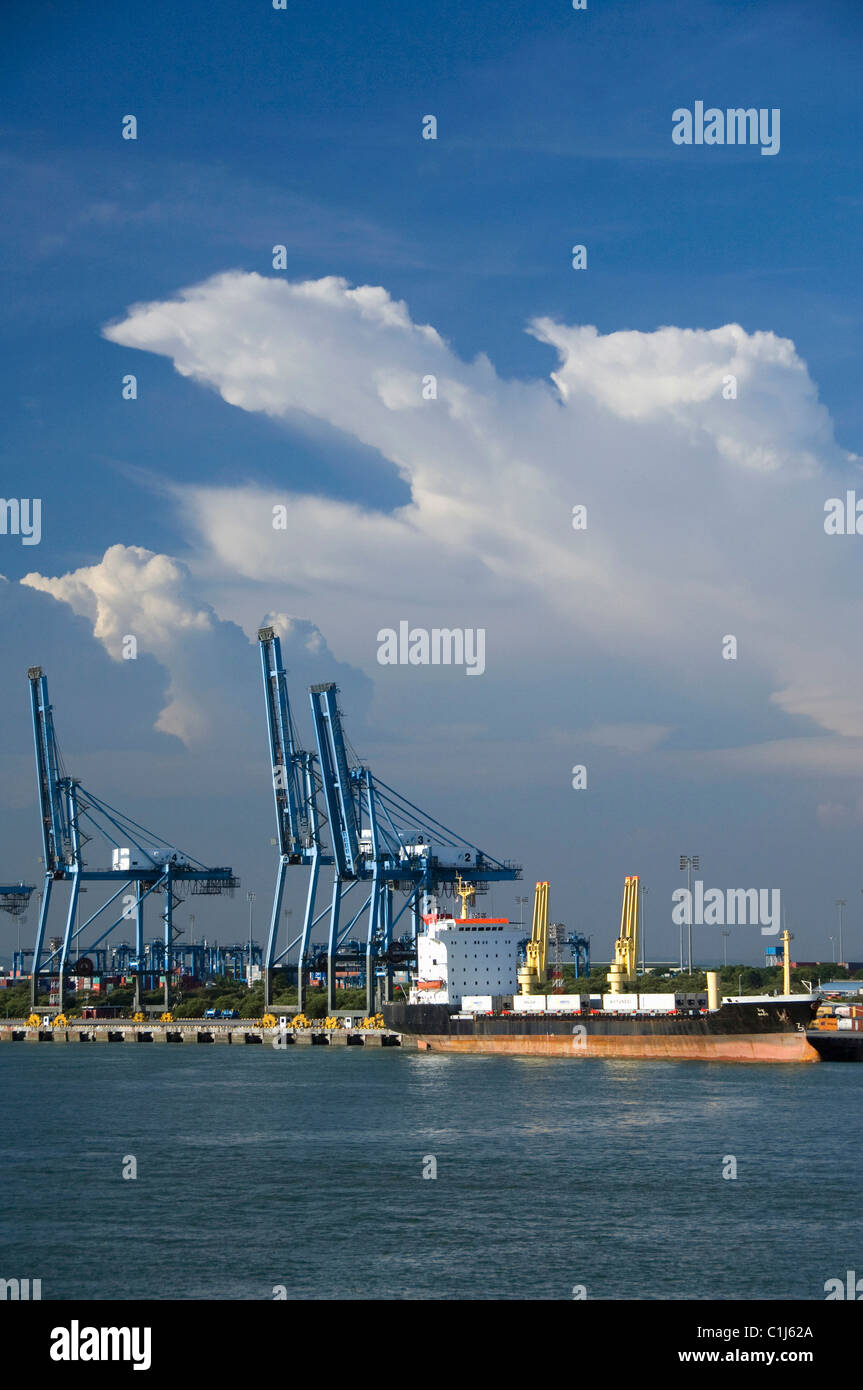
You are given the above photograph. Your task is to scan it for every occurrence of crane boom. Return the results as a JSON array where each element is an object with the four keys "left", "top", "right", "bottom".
[
  {"left": 309, "top": 683, "right": 361, "bottom": 878},
  {"left": 258, "top": 628, "right": 307, "bottom": 857},
  {"left": 28, "top": 666, "right": 71, "bottom": 872},
  {"left": 518, "top": 880, "right": 549, "bottom": 995},
  {"left": 607, "top": 874, "right": 639, "bottom": 994}
]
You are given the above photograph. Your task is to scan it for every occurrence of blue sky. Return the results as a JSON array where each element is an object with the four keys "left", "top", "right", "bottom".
[{"left": 3, "top": 0, "right": 863, "bottom": 966}]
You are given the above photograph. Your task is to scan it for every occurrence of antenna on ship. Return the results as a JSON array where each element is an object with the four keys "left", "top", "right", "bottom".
[{"left": 455, "top": 874, "right": 475, "bottom": 919}]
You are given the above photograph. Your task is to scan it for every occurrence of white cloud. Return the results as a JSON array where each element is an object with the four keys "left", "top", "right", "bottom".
[
  {"left": 102, "top": 270, "right": 863, "bottom": 759},
  {"left": 529, "top": 319, "right": 837, "bottom": 475},
  {"left": 20, "top": 544, "right": 369, "bottom": 748},
  {"left": 22, "top": 545, "right": 217, "bottom": 742},
  {"left": 22, "top": 545, "right": 212, "bottom": 656}
]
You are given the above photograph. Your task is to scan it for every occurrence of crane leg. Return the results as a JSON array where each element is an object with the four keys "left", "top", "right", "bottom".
[
  {"left": 30, "top": 874, "right": 53, "bottom": 1009},
  {"left": 382, "top": 883, "right": 394, "bottom": 1005},
  {"left": 326, "top": 873, "right": 341, "bottom": 1014},
  {"left": 297, "top": 851, "right": 320, "bottom": 1014},
  {"left": 264, "top": 857, "right": 288, "bottom": 1010},
  {"left": 134, "top": 886, "right": 144, "bottom": 1015},
  {"left": 162, "top": 876, "right": 172, "bottom": 1012},
  {"left": 57, "top": 873, "right": 80, "bottom": 1015},
  {"left": 365, "top": 874, "right": 379, "bottom": 1017}
]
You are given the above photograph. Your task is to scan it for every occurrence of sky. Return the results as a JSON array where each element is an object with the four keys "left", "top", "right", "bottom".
[{"left": 2, "top": 0, "right": 863, "bottom": 968}]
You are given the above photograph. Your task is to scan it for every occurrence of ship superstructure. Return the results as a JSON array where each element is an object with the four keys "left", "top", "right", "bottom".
[{"left": 411, "top": 878, "right": 524, "bottom": 1008}]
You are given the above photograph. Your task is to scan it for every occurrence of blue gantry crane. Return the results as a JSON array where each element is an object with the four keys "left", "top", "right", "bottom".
[
  {"left": 541, "top": 922, "right": 591, "bottom": 978},
  {"left": 27, "top": 666, "right": 239, "bottom": 1011},
  {"left": 569, "top": 930, "right": 591, "bottom": 977},
  {"left": 257, "top": 628, "right": 522, "bottom": 1013},
  {"left": 259, "top": 631, "right": 333, "bottom": 1010}
]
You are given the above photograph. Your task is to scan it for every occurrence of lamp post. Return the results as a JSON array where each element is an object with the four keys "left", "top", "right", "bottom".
[
  {"left": 722, "top": 930, "right": 730, "bottom": 968},
  {"left": 283, "top": 906, "right": 292, "bottom": 991},
  {"left": 680, "top": 855, "right": 700, "bottom": 974},
  {"left": 829, "top": 935, "right": 835, "bottom": 964},
  {"left": 247, "top": 890, "right": 256, "bottom": 988},
  {"left": 835, "top": 899, "right": 846, "bottom": 968},
  {"left": 515, "top": 896, "right": 529, "bottom": 929}
]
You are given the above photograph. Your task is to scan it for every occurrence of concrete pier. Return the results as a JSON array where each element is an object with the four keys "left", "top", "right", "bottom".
[{"left": 0, "top": 1021, "right": 411, "bottom": 1049}]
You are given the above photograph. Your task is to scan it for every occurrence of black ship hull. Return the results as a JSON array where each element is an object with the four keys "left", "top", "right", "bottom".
[
  {"left": 806, "top": 1030, "right": 863, "bottom": 1062},
  {"left": 383, "top": 1000, "right": 821, "bottom": 1062}
]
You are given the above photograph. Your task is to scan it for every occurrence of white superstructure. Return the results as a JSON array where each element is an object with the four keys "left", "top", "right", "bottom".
[{"left": 410, "top": 911, "right": 523, "bottom": 1007}]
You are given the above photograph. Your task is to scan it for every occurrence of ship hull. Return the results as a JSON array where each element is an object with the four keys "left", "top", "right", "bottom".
[
  {"left": 413, "top": 1032, "right": 816, "bottom": 1061},
  {"left": 806, "top": 1031, "right": 863, "bottom": 1062},
  {"left": 384, "top": 1001, "right": 820, "bottom": 1063}
]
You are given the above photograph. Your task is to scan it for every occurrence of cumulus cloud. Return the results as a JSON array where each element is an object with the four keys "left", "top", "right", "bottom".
[
  {"left": 530, "top": 319, "right": 837, "bottom": 475},
  {"left": 22, "top": 545, "right": 221, "bottom": 743},
  {"left": 102, "top": 270, "right": 863, "bottom": 763},
  {"left": 21, "top": 544, "right": 370, "bottom": 748},
  {"left": 22, "top": 545, "right": 212, "bottom": 657}
]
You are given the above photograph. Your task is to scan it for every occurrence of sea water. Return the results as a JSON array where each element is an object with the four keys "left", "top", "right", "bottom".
[{"left": 0, "top": 1046, "right": 857, "bottom": 1300}]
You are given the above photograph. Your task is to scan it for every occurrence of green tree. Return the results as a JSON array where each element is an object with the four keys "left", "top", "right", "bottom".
[{"left": 303, "top": 990, "right": 329, "bottom": 1019}]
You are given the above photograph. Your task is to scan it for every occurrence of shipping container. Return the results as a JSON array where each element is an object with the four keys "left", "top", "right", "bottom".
[
  {"left": 512, "top": 994, "right": 547, "bottom": 1012},
  {"left": 603, "top": 993, "right": 639, "bottom": 1012},
  {"left": 461, "top": 995, "right": 495, "bottom": 1013},
  {"left": 461, "top": 995, "right": 509, "bottom": 1013},
  {"left": 545, "top": 994, "right": 586, "bottom": 1013},
  {"left": 638, "top": 993, "right": 677, "bottom": 1012}
]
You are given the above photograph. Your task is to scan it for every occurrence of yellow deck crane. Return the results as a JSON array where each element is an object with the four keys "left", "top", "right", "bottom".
[
  {"left": 607, "top": 875, "right": 640, "bottom": 994},
  {"left": 518, "top": 881, "right": 549, "bottom": 995}
]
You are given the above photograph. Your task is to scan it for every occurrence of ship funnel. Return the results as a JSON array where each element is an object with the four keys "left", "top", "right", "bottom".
[{"left": 707, "top": 971, "right": 720, "bottom": 1011}]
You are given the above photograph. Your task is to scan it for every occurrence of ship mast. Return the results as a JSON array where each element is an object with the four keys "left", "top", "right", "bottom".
[{"left": 455, "top": 874, "right": 475, "bottom": 920}]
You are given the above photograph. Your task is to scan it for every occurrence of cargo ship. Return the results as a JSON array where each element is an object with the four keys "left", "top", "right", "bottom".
[
  {"left": 385, "top": 997, "right": 820, "bottom": 1061},
  {"left": 383, "top": 879, "right": 821, "bottom": 1062}
]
